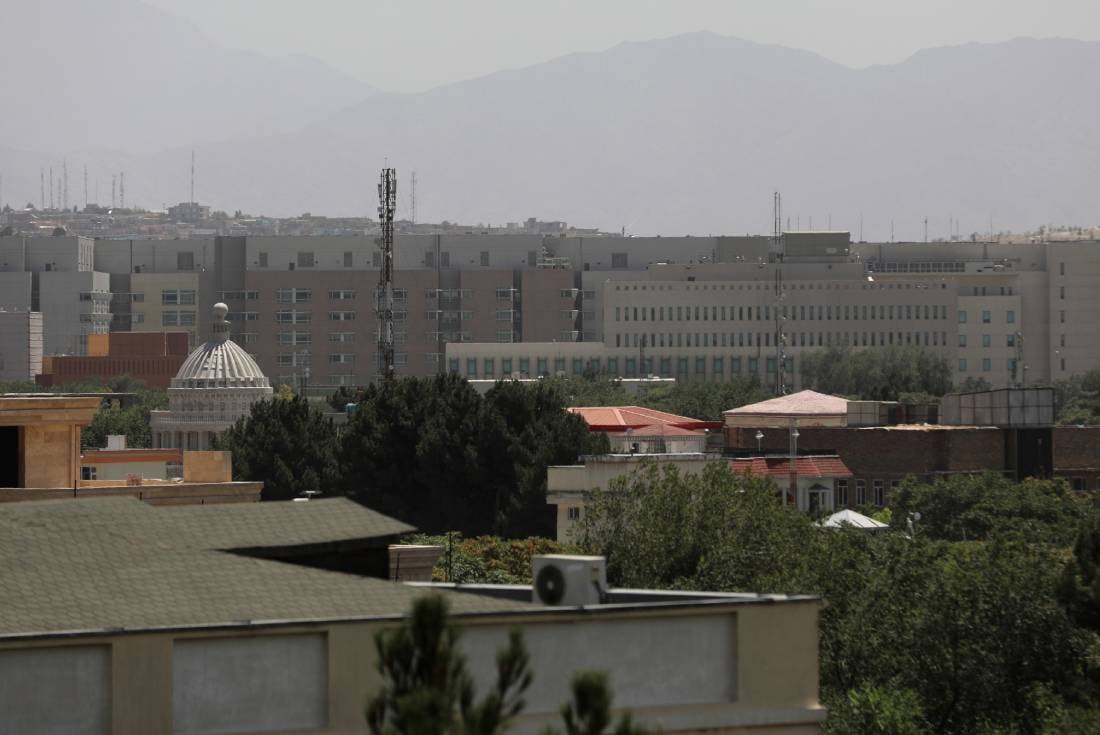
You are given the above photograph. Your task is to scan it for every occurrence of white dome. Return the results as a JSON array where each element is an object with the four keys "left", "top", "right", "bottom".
[{"left": 170, "top": 304, "right": 270, "bottom": 389}]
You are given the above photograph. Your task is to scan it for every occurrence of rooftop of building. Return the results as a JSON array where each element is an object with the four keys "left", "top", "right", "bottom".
[
  {"left": 568, "top": 405, "right": 720, "bottom": 431},
  {"left": 730, "top": 455, "right": 854, "bottom": 478},
  {"left": 0, "top": 496, "right": 521, "bottom": 641},
  {"left": 724, "top": 390, "right": 848, "bottom": 418},
  {"left": 171, "top": 303, "right": 269, "bottom": 388}
]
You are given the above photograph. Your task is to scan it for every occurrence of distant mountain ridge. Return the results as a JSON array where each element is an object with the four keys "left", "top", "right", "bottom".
[
  {"left": 0, "top": 0, "right": 377, "bottom": 153},
  {"left": 2, "top": 27, "right": 1098, "bottom": 238}
]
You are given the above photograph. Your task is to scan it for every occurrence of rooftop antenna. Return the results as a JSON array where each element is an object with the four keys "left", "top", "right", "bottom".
[
  {"left": 772, "top": 192, "right": 787, "bottom": 397},
  {"left": 859, "top": 212, "right": 864, "bottom": 242},
  {"left": 891, "top": 219, "right": 895, "bottom": 243},
  {"left": 49, "top": 167, "right": 54, "bottom": 210},
  {"left": 409, "top": 170, "right": 417, "bottom": 224},
  {"left": 376, "top": 167, "right": 397, "bottom": 380},
  {"left": 120, "top": 171, "right": 125, "bottom": 209},
  {"left": 190, "top": 150, "right": 195, "bottom": 205},
  {"left": 40, "top": 169, "right": 44, "bottom": 210},
  {"left": 924, "top": 216, "right": 928, "bottom": 243},
  {"left": 62, "top": 160, "right": 68, "bottom": 211},
  {"left": 83, "top": 166, "right": 88, "bottom": 209},
  {"left": 111, "top": 175, "right": 116, "bottom": 209}
]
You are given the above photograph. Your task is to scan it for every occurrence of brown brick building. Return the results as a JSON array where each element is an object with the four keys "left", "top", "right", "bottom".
[{"left": 36, "top": 331, "right": 189, "bottom": 389}]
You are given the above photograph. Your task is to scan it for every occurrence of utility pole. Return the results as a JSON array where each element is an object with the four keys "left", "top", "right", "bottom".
[
  {"left": 83, "top": 166, "right": 88, "bottom": 209},
  {"left": 40, "top": 169, "right": 44, "bottom": 210},
  {"left": 409, "top": 170, "right": 417, "bottom": 224},
  {"left": 376, "top": 167, "right": 397, "bottom": 380},
  {"left": 120, "top": 172, "right": 125, "bottom": 209}
]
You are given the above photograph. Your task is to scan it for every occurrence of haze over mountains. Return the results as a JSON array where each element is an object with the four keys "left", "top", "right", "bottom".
[{"left": 2, "top": 0, "right": 1098, "bottom": 239}]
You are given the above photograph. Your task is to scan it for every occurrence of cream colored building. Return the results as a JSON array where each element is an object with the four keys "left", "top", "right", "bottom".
[
  {"left": 0, "top": 309, "right": 42, "bottom": 381},
  {"left": 548, "top": 454, "right": 712, "bottom": 542},
  {"left": 0, "top": 496, "right": 824, "bottom": 734},
  {"left": 129, "top": 271, "right": 203, "bottom": 346},
  {"left": 150, "top": 303, "right": 273, "bottom": 450}
]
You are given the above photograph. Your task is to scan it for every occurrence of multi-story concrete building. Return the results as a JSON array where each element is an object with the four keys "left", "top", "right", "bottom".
[
  {"left": 3, "top": 232, "right": 1099, "bottom": 391},
  {"left": 0, "top": 310, "right": 43, "bottom": 382}
]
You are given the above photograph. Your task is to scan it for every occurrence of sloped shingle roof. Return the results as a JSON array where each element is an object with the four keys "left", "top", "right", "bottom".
[
  {"left": 0, "top": 497, "right": 529, "bottom": 640},
  {"left": 568, "top": 406, "right": 720, "bottom": 431}
]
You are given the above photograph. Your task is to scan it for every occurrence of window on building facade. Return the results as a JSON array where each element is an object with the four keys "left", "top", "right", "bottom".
[
  {"left": 836, "top": 480, "right": 848, "bottom": 506},
  {"left": 162, "top": 311, "right": 179, "bottom": 327},
  {"left": 484, "top": 358, "right": 495, "bottom": 377},
  {"left": 328, "top": 289, "right": 355, "bottom": 300},
  {"left": 177, "top": 252, "right": 195, "bottom": 271},
  {"left": 959, "top": 334, "right": 967, "bottom": 347},
  {"left": 873, "top": 479, "right": 885, "bottom": 506},
  {"left": 855, "top": 479, "right": 866, "bottom": 505},
  {"left": 958, "top": 310, "right": 967, "bottom": 323},
  {"left": 959, "top": 358, "right": 968, "bottom": 371},
  {"left": 518, "top": 358, "right": 530, "bottom": 376},
  {"left": 982, "top": 334, "right": 991, "bottom": 348},
  {"left": 297, "top": 252, "right": 315, "bottom": 268},
  {"left": 343, "top": 251, "right": 353, "bottom": 267},
  {"left": 982, "top": 310, "right": 991, "bottom": 324},
  {"left": 162, "top": 290, "right": 179, "bottom": 305},
  {"left": 611, "top": 253, "right": 628, "bottom": 269},
  {"left": 328, "top": 311, "right": 356, "bottom": 321},
  {"left": 567, "top": 507, "right": 581, "bottom": 521}
]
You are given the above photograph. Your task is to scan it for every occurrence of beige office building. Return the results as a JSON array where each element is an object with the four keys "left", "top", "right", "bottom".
[{"left": 3, "top": 232, "right": 1099, "bottom": 389}]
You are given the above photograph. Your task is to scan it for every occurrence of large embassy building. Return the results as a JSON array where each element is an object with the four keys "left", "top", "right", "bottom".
[{"left": 0, "top": 232, "right": 1094, "bottom": 390}]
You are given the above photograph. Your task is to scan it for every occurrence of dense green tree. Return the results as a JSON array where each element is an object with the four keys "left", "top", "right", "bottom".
[
  {"left": 576, "top": 464, "right": 1097, "bottom": 734},
  {"left": 546, "top": 670, "right": 652, "bottom": 735},
  {"left": 215, "top": 395, "right": 339, "bottom": 501},
  {"left": 1059, "top": 515, "right": 1100, "bottom": 632},
  {"left": 888, "top": 473, "right": 1088, "bottom": 546},
  {"left": 639, "top": 376, "right": 771, "bottom": 421},
  {"left": 1053, "top": 369, "right": 1100, "bottom": 425},
  {"left": 78, "top": 378, "right": 167, "bottom": 449},
  {"left": 543, "top": 376, "right": 631, "bottom": 408},
  {"left": 799, "top": 345, "right": 953, "bottom": 401},
  {"left": 366, "top": 595, "right": 532, "bottom": 735},
  {"left": 341, "top": 375, "right": 604, "bottom": 537}
]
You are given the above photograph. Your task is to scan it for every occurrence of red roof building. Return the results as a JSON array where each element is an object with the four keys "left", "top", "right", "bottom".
[
  {"left": 568, "top": 406, "right": 721, "bottom": 432},
  {"left": 723, "top": 390, "right": 848, "bottom": 428},
  {"left": 730, "top": 456, "right": 854, "bottom": 479}
]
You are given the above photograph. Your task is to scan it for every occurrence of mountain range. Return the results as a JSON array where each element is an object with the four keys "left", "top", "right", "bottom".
[{"left": 2, "top": 1, "right": 1098, "bottom": 239}]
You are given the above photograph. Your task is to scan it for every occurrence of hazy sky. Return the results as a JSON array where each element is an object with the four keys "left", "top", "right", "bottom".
[{"left": 144, "top": 0, "right": 1098, "bottom": 92}]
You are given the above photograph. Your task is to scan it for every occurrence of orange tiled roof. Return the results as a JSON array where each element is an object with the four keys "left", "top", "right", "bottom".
[
  {"left": 568, "top": 406, "right": 720, "bottom": 431},
  {"left": 730, "top": 455, "right": 853, "bottom": 478}
]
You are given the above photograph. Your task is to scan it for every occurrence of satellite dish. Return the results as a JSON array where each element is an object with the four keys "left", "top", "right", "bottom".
[{"left": 535, "top": 564, "right": 565, "bottom": 605}]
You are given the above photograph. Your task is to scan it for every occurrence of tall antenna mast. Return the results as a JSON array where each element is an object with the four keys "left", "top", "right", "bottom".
[
  {"left": 40, "top": 169, "right": 44, "bottom": 210},
  {"left": 111, "top": 175, "right": 116, "bottom": 209},
  {"left": 409, "top": 170, "right": 417, "bottom": 224},
  {"left": 376, "top": 167, "right": 397, "bottom": 380},
  {"left": 190, "top": 150, "right": 195, "bottom": 205},
  {"left": 120, "top": 171, "right": 125, "bottom": 209},
  {"left": 773, "top": 192, "right": 787, "bottom": 397},
  {"left": 83, "top": 166, "right": 88, "bottom": 209},
  {"left": 63, "top": 160, "right": 68, "bottom": 211},
  {"left": 49, "top": 167, "right": 54, "bottom": 209}
]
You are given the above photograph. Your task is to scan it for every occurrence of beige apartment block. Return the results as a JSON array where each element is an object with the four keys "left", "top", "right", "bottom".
[
  {"left": 130, "top": 271, "right": 203, "bottom": 346},
  {"left": 0, "top": 310, "right": 43, "bottom": 381}
]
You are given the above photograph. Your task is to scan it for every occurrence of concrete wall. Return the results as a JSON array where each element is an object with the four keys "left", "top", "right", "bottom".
[
  {"left": 0, "top": 310, "right": 42, "bottom": 381},
  {"left": 0, "top": 598, "right": 824, "bottom": 735}
]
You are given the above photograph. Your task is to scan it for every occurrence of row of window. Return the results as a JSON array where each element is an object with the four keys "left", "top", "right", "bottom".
[
  {"left": 835, "top": 479, "right": 896, "bottom": 507},
  {"left": 959, "top": 358, "right": 1020, "bottom": 373},
  {"left": 957, "top": 334, "right": 1020, "bottom": 348},
  {"left": 450, "top": 354, "right": 793, "bottom": 381},
  {"left": 616, "top": 304, "right": 951, "bottom": 323},
  {"left": 958, "top": 309, "right": 1016, "bottom": 324},
  {"left": 275, "top": 353, "right": 357, "bottom": 367},
  {"left": 277, "top": 332, "right": 354, "bottom": 345},
  {"left": 162, "top": 289, "right": 196, "bottom": 306},
  {"left": 162, "top": 310, "right": 196, "bottom": 327},
  {"left": 269, "top": 311, "right": 409, "bottom": 323},
  {"left": 615, "top": 330, "right": 951, "bottom": 350}
]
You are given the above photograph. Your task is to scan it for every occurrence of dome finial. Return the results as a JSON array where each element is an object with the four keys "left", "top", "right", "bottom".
[{"left": 212, "top": 302, "right": 230, "bottom": 340}]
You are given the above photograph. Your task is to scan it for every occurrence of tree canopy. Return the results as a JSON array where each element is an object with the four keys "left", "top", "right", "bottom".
[
  {"left": 799, "top": 345, "right": 953, "bottom": 401},
  {"left": 215, "top": 395, "right": 339, "bottom": 501},
  {"left": 339, "top": 375, "right": 606, "bottom": 537},
  {"left": 575, "top": 464, "right": 1100, "bottom": 734}
]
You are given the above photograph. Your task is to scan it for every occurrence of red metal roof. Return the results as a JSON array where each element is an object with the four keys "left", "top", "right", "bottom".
[
  {"left": 568, "top": 406, "right": 721, "bottom": 432},
  {"left": 729, "top": 456, "right": 853, "bottom": 478},
  {"left": 623, "top": 423, "right": 705, "bottom": 438}
]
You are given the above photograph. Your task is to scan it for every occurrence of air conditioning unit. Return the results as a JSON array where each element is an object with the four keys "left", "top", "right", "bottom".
[{"left": 532, "top": 554, "right": 607, "bottom": 607}]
